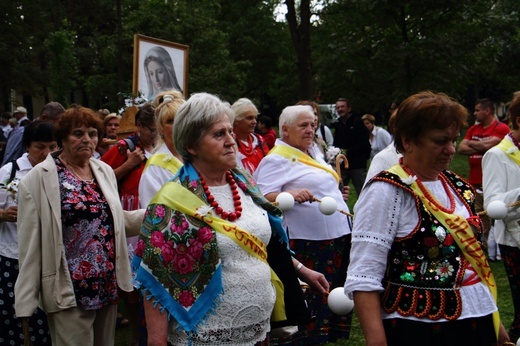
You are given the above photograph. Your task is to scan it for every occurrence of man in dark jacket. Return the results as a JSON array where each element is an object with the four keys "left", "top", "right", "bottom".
[{"left": 333, "top": 98, "right": 371, "bottom": 196}]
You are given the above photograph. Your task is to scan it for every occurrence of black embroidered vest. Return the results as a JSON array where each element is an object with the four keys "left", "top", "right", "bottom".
[{"left": 372, "top": 170, "right": 478, "bottom": 321}]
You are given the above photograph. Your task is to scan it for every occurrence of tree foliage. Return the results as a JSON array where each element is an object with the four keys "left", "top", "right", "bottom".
[
  {"left": 1, "top": 0, "right": 519, "bottom": 118},
  {"left": 313, "top": 0, "right": 520, "bottom": 114}
]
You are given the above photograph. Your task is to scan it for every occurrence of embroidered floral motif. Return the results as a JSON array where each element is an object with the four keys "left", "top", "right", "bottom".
[
  {"left": 196, "top": 205, "right": 213, "bottom": 217},
  {"left": 507, "top": 146, "right": 518, "bottom": 154},
  {"left": 436, "top": 262, "right": 454, "bottom": 278},
  {"left": 377, "top": 169, "right": 471, "bottom": 321}
]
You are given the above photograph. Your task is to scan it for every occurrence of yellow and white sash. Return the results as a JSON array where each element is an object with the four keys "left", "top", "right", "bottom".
[
  {"left": 496, "top": 135, "right": 520, "bottom": 166},
  {"left": 144, "top": 153, "right": 183, "bottom": 174},
  {"left": 270, "top": 144, "right": 340, "bottom": 182}
]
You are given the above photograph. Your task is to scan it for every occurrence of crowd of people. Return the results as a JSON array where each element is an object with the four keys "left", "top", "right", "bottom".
[{"left": 1, "top": 89, "right": 519, "bottom": 346}]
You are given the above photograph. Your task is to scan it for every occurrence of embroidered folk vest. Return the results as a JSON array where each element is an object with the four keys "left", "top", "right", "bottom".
[{"left": 372, "top": 170, "right": 477, "bottom": 321}]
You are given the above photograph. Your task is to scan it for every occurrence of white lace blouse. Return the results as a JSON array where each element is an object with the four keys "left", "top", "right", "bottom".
[
  {"left": 168, "top": 185, "right": 276, "bottom": 345},
  {"left": 345, "top": 178, "right": 497, "bottom": 322}
]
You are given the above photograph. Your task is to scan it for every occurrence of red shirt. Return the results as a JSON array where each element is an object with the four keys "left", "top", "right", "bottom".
[
  {"left": 236, "top": 133, "right": 269, "bottom": 174},
  {"left": 260, "top": 128, "right": 277, "bottom": 149},
  {"left": 101, "top": 134, "right": 146, "bottom": 210},
  {"left": 463, "top": 119, "right": 509, "bottom": 185}
]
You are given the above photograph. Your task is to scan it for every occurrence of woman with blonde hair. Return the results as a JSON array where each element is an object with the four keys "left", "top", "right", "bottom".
[
  {"left": 232, "top": 98, "right": 269, "bottom": 174},
  {"left": 138, "top": 90, "right": 185, "bottom": 208}
]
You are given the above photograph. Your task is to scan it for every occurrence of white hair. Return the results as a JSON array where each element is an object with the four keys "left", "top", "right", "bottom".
[{"left": 279, "top": 105, "right": 314, "bottom": 140}]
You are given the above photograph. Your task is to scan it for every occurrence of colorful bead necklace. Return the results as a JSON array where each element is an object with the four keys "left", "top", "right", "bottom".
[{"left": 199, "top": 171, "right": 243, "bottom": 222}]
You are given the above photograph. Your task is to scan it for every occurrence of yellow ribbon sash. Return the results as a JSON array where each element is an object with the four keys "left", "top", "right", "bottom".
[
  {"left": 496, "top": 136, "right": 520, "bottom": 166},
  {"left": 144, "top": 153, "right": 183, "bottom": 174},
  {"left": 270, "top": 144, "right": 340, "bottom": 182},
  {"left": 388, "top": 164, "right": 500, "bottom": 336},
  {"left": 150, "top": 181, "right": 286, "bottom": 321}
]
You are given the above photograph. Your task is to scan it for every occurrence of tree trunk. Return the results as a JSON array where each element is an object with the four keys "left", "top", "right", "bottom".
[{"left": 286, "top": 0, "right": 313, "bottom": 100}]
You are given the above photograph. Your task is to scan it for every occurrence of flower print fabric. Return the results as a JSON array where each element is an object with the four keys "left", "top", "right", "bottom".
[
  {"left": 136, "top": 203, "right": 220, "bottom": 311},
  {"left": 57, "top": 159, "right": 117, "bottom": 310}
]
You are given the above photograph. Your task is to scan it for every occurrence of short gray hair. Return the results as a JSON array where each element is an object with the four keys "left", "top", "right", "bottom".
[
  {"left": 231, "top": 98, "right": 258, "bottom": 122},
  {"left": 173, "top": 92, "right": 234, "bottom": 162},
  {"left": 279, "top": 105, "right": 314, "bottom": 140}
]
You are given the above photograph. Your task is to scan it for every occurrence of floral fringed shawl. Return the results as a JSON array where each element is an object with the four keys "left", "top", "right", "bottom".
[{"left": 132, "top": 163, "right": 287, "bottom": 333}]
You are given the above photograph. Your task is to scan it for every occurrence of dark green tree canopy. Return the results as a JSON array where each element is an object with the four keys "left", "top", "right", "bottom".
[{"left": 1, "top": 0, "right": 518, "bottom": 119}]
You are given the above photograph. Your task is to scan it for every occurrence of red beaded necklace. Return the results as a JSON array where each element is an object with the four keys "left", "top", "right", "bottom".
[
  {"left": 401, "top": 163, "right": 456, "bottom": 214},
  {"left": 237, "top": 134, "right": 255, "bottom": 156},
  {"left": 199, "top": 171, "right": 243, "bottom": 222}
]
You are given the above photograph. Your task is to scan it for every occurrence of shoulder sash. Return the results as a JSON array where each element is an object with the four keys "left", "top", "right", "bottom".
[
  {"left": 270, "top": 144, "right": 339, "bottom": 182},
  {"left": 496, "top": 135, "right": 520, "bottom": 166},
  {"left": 145, "top": 153, "right": 183, "bottom": 174}
]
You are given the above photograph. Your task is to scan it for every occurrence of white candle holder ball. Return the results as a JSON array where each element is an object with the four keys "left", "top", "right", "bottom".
[
  {"left": 319, "top": 196, "right": 337, "bottom": 215},
  {"left": 275, "top": 192, "right": 295, "bottom": 211},
  {"left": 327, "top": 287, "right": 354, "bottom": 315},
  {"left": 487, "top": 200, "right": 508, "bottom": 219}
]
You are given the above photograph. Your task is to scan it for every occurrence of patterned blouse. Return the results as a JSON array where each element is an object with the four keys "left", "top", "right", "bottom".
[{"left": 57, "top": 158, "right": 118, "bottom": 310}]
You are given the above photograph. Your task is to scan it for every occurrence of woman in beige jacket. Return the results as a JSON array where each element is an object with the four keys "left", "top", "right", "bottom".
[{"left": 15, "top": 106, "right": 144, "bottom": 346}]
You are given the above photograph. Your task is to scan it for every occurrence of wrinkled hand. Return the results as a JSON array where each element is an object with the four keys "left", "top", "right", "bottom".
[
  {"left": 4, "top": 206, "right": 18, "bottom": 222},
  {"left": 126, "top": 148, "right": 145, "bottom": 167},
  {"left": 286, "top": 189, "right": 314, "bottom": 204},
  {"left": 298, "top": 266, "right": 329, "bottom": 295}
]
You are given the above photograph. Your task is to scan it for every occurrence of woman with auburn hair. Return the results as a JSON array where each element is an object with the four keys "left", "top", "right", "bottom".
[
  {"left": 345, "top": 91, "right": 510, "bottom": 346},
  {"left": 14, "top": 106, "right": 144, "bottom": 346}
]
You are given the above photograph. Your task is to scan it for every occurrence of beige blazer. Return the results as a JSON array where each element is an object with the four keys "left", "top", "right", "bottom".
[{"left": 14, "top": 151, "right": 144, "bottom": 317}]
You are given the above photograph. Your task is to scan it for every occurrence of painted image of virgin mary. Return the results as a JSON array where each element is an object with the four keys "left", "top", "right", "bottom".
[{"left": 144, "top": 46, "right": 183, "bottom": 100}]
